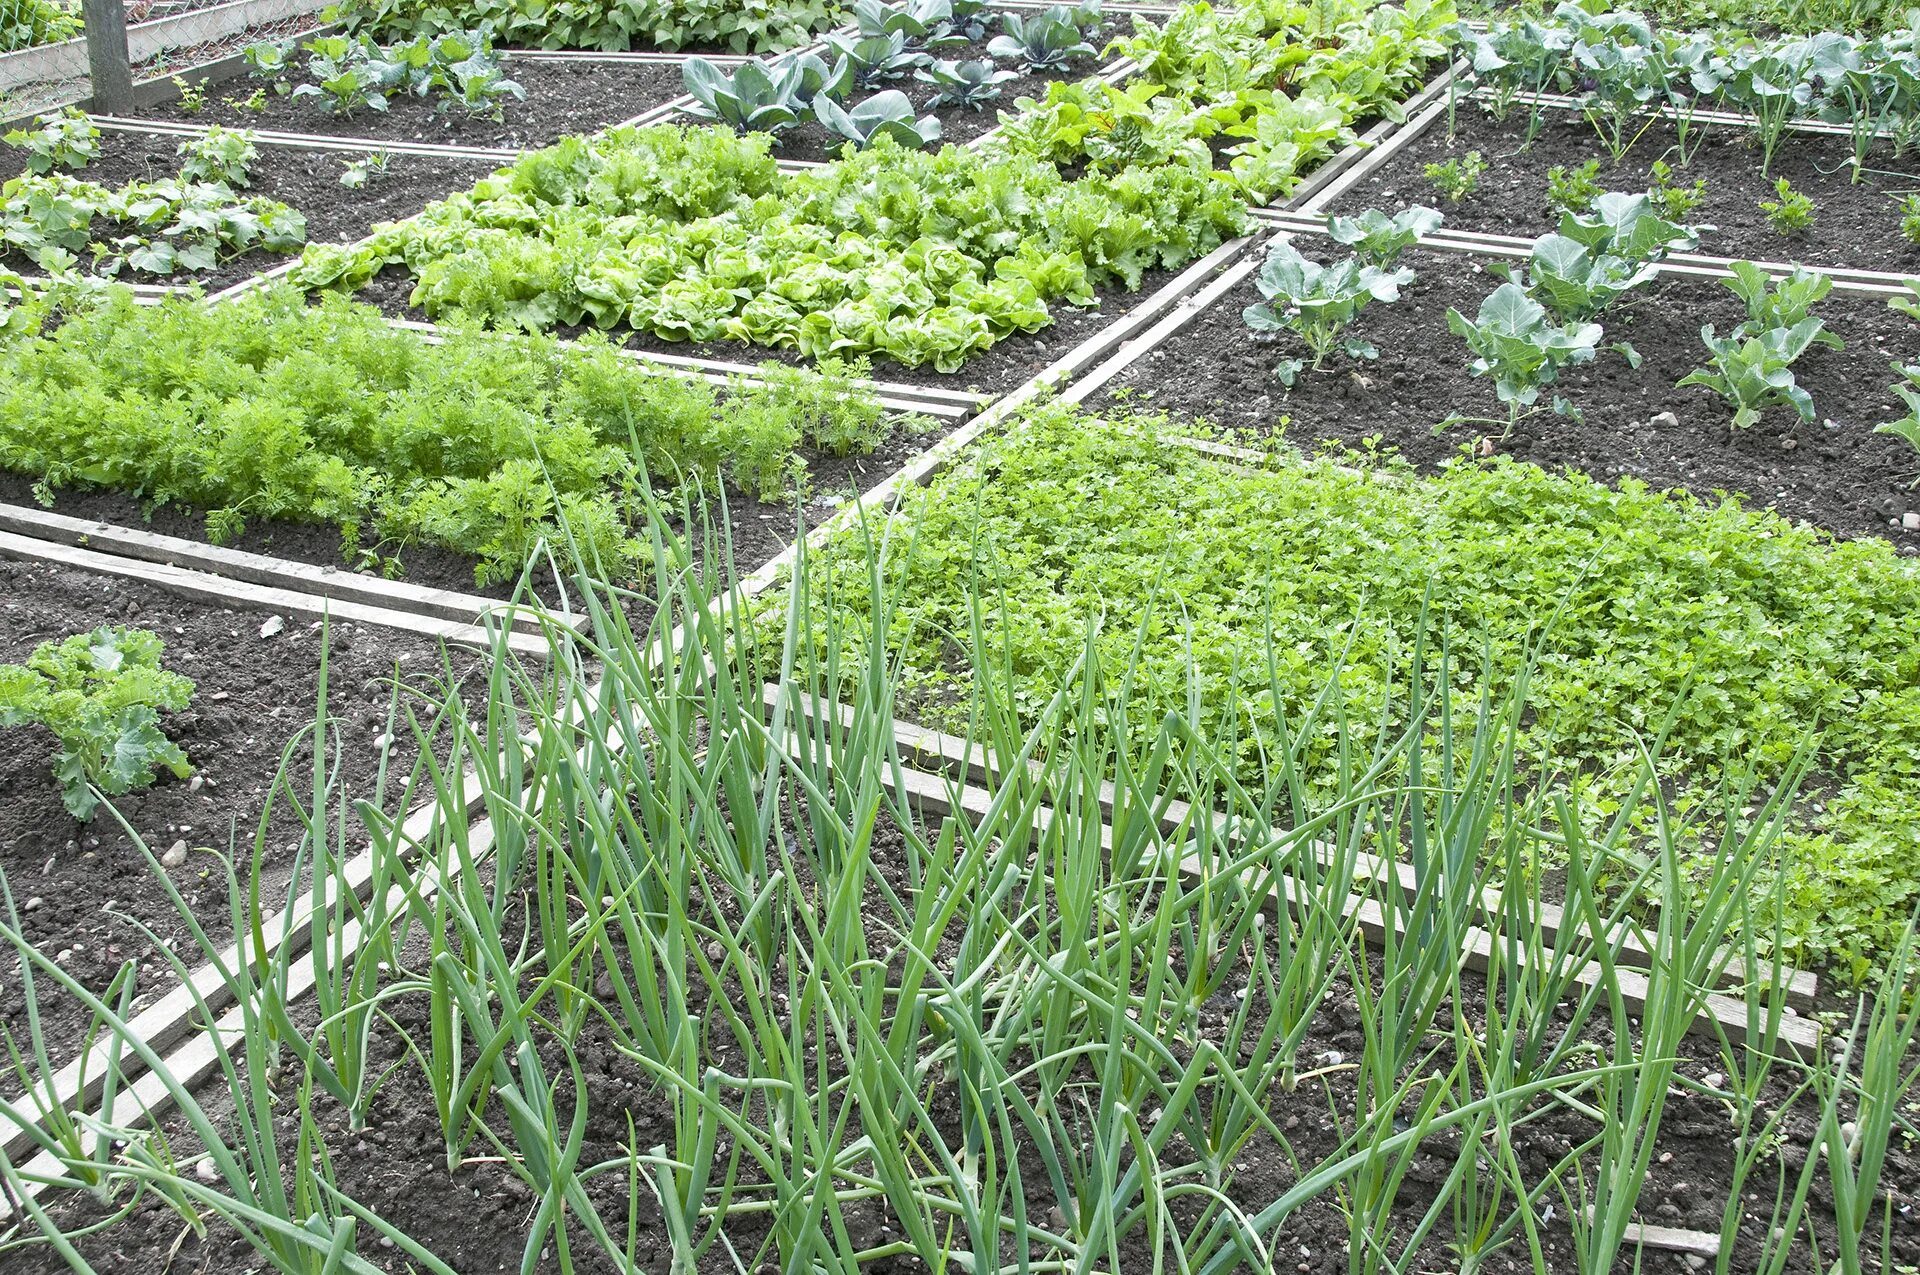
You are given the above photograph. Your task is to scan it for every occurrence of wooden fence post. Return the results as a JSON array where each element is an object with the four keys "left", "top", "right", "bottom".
[{"left": 82, "top": 0, "right": 133, "bottom": 114}]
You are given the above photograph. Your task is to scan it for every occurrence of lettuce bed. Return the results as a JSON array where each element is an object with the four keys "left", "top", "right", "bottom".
[
  {"left": 294, "top": 125, "right": 1249, "bottom": 371},
  {"left": 765, "top": 406, "right": 1920, "bottom": 976}
]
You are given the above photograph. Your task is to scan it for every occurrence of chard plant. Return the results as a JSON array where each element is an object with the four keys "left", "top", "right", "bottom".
[
  {"left": 1446, "top": 281, "right": 1602, "bottom": 432},
  {"left": 4, "top": 108, "right": 99, "bottom": 175},
  {"left": 0, "top": 627, "right": 194, "bottom": 820},
  {"left": 1324, "top": 204, "right": 1442, "bottom": 269},
  {"left": 1241, "top": 238, "right": 1413, "bottom": 386}
]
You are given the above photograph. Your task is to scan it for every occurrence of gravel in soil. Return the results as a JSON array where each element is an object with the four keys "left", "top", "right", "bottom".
[
  {"left": 1087, "top": 242, "right": 1920, "bottom": 550},
  {"left": 138, "top": 57, "right": 690, "bottom": 149},
  {"left": 6, "top": 799, "right": 1910, "bottom": 1273},
  {"left": 748, "top": 43, "right": 1115, "bottom": 164},
  {"left": 1330, "top": 104, "right": 1920, "bottom": 275},
  {"left": 0, "top": 556, "right": 487, "bottom": 1076},
  {"left": 0, "top": 131, "right": 497, "bottom": 291}
]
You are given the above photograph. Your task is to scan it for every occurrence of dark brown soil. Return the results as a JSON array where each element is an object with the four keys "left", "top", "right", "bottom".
[
  {"left": 1332, "top": 104, "right": 1920, "bottom": 275},
  {"left": 0, "top": 130, "right": 497, "bottom": 290},
  {"left": 140, "top": 56, "right": 689, "bottom": 149},
  {"left": 353, "top": 260, "right": 1176, "bottom": 397},
  {"left": 1087, "top": 243, "right": 1920, "bottom": 550},
  {"left": 760, "top": 42, "right": 1111, "bottom": 163},
  {"left": 0, "top": 555, "right": 486, "bottom": 1074}
]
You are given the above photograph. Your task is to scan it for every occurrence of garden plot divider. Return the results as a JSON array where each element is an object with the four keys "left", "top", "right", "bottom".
[
  {"left": 1249, "top": 206, "right": 1920, "bottom": 297},
  {"left": 86, "top": 114, "right": 526, "bottom": 163},
  {"left": 0, "top": 502, "right": 584, "bottom": 640},
  {"left": 0, "top": 530, "right": 555, "bottom": 657}
]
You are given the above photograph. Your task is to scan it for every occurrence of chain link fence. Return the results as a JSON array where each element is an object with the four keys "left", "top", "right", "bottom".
[{"left": 1, "top": 0, "right": 326, "bottom": 122}]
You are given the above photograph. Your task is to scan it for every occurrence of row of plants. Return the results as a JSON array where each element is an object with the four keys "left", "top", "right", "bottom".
[
  {"left": 292, "top": 122, "right": 1247, "bottom": 368},
  {"left": 1455, "top": 1, "right": 1920, "bottom": 173},
  {"left": 1244, "top": 191, "right": 1920, "bottom": 450},
  {"left": 764, "top": 403, "right": 1920, "bottom": 974},
  {"left": 987, "top": 0, "right": 1455, "bottom": 201},
  {"left": 0, "top": 0, "right": 77, "bottom": 53},
  {"left": 325, "top": 0, "right": 842, "bottom": 53},
  {"left": 241, "top": 27, "right": 526, "bottom": 120},
  {"left": 0, "top": 283, "right": 899, "bottom": 585},
  {"left": 680, "top": 0, "right": 1107, "bottom": 149},
  {"left": 3, "top": 531, "right": 1916, "bottom": 1274},
  {"left": 4, "top": 110, "right": 302, "bottom": 278}
]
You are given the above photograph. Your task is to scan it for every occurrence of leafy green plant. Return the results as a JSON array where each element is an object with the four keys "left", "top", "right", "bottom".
[
  {"left": 339, "top": 149, "right": 393, "bottom": 188},
  {"left": 822, "top": 29, "right": 929, "bottom": 86},
  {"left": 1324, "top": 204, "right": 1442, "bottom": 268},
  {"left": 916, "top": 58, "right": 1017, "bottom": 110},
  {"left": 1648, "top": 159, "right": 1707, "bottom": 222},
  {"left": 0, "top": 0, "right": 80, "bottom": 52},
  {"left": 852, "top": 0, "right": 967, "bottom": 50},
  {"left": 335, "top": 0, "right": 841, "bottom": 52},
  {"left": 813, "top": 90, "right": 942, "bottom": 149},
  {"left": 1546, "top": 158, "right": 1603, "bottom": 215},
  {"left": 1721, "top": 260, "right": 1843, "bottom": 349},
  {"left": 242, "top": 37, "right": 295, "bottom": 92},
  {"left": 1, "top": 172, "right": 306, "bottom": 276},
  {"left": 681, "top": 56, "right": 826, "bottom": 134},
  {"left": 1498, "top": 192, "right": 1703, "bottom": 327},
  {"left": 0, "top": 285, "right": 900, "bottom": 582},
  {"left": 0, "top": 627, "right": 193, "bottom": 821},
  {"left": 1678, "top": 320, "right": 1827, "bottom": 430},
  {"left": 1423, "top": 150, "right": 1485, "bottom": 203},
  {"left": 1873, "top": 361, "right": 1920, "bottom": 482},
  {"left": 1760, "top": 176, "right": 1816, "bottom": 235},
  {"left": 1241, "top": 238, "right": 1412, "bottom": 386},
  {"left": 172, "top": 76, "right": 210, "bottom": 114},
  {"left": 295, "top": 124, "right": 1246, "bottom": 371},
  {"left": 988, "top": 7, "right": 1097, "bottom": 71},
  {"left": 176, "top": 126, "right": 258, "bottom": 187},
  {"left": 1897, "top": 192, "right": 1920, "bottom": 245},
  {"left": 1447, "top": 281, "right": 1602, "bottom": 429},
  {"left": 3, "top": 108, "right": 99, "bottom": 175}
]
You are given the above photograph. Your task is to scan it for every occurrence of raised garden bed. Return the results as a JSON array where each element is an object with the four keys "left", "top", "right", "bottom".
[
  {"left": 1087, "top": 244, "right": 1920, "bottom": 548},
  {"left": 136, "top": 55, "right": 690, "bottom": 148},
  {"left": 1331, "top": 105, "right": 1920, "bottom": 276},
  {"left": 0, "top": 129, "right": 497, "bottom": 290},
  {"left": 0, "top": 554, "right": 484, "bottom": 1073}
]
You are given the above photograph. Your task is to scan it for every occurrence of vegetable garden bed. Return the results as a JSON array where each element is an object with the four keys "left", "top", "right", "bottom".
[
  {"left": 1087, "top": 243, "right": 1920, "bottom": 546},
  {"left": 1330, "top": 105, "right": 1920, "bottom": 276},
  {"left": 133, "top": 55, "right": 692, "bottom": 149},
  {"left": 0, "top": 554, "right": 482, "bottom": 1078},
  {"left": 0, "top": 129, "right": 496, "bottom": 289}
]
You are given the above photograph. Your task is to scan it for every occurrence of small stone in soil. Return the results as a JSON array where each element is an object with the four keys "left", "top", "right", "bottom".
[{"left": 162, "top": 840, "right": 189, "bottom": 868}]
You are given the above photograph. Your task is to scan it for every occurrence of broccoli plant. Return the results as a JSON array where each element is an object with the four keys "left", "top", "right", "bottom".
[
  {"left": 4, "top": 108, "right": 99, "bottom": 175},
  {"left": 1678, "top": 321, "right": 1827, "bottom": 431},
  {"left": 1324, "top": 205, "right": 1442, "bottom": 269},
  {"left": 1721, "top": 260, "right": 1844, "bottom": 350},
  {"left": 916, "top": 58, "right": 1018, "bottom": 109},
  {"left": 988, "top": 8, "right": 1097, "bottom": 71},
  {"left": 1876, "top": 362, "right": 1920, "bottom": 484},
  {"left": 0, "top": 627, "right": 194, "bottom": 821},
  {"left": 1446, "top": 282, "right": 1602, "bottom": 431},
  {"left": 1498, "top": 192, "right": 1704, "bottom": 328},
  {"left": 176, "top": 126, "right": 258, "bottom": 188},
  {"left": 814, "top": 91, "right": 943, "bottom": 149},
  {"left": 1241, "top": 239, "right": 1413, "bottom": 387}
]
